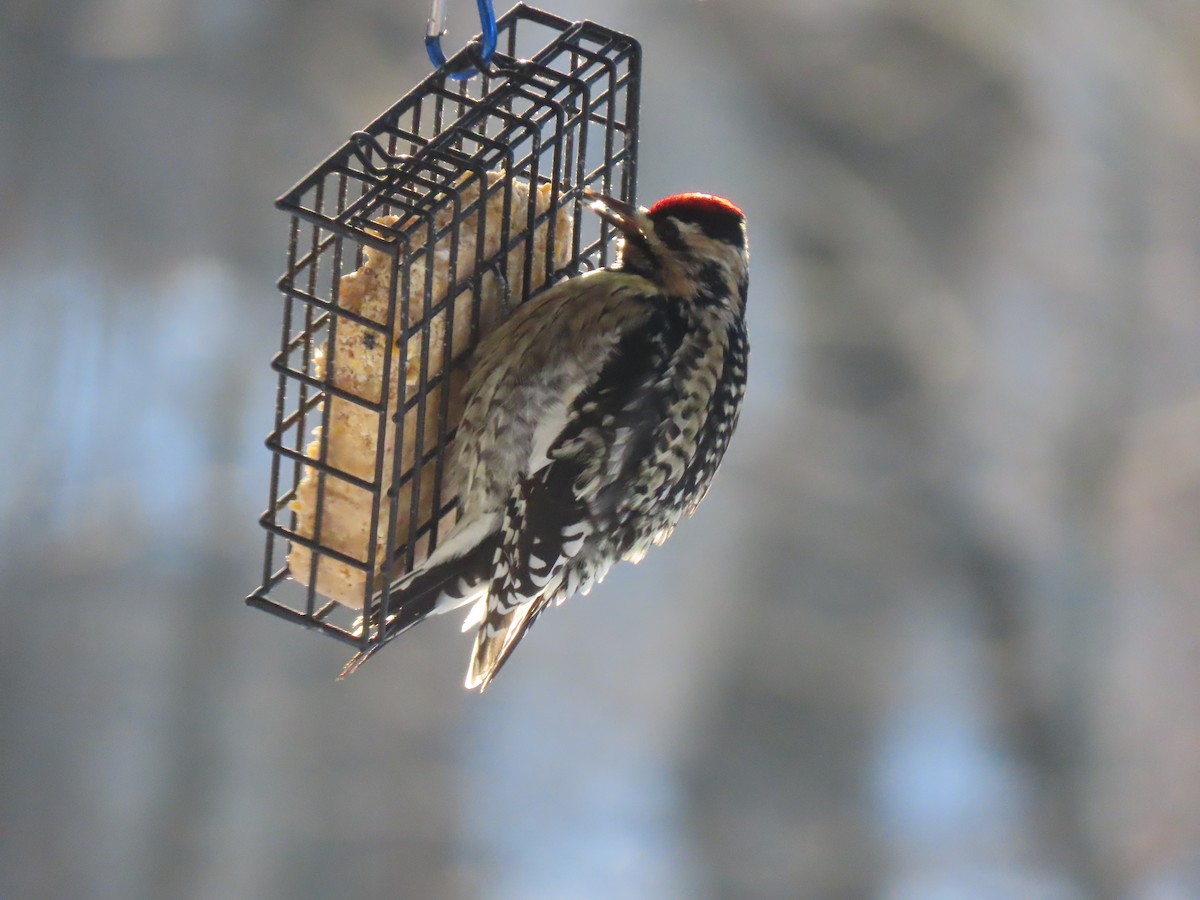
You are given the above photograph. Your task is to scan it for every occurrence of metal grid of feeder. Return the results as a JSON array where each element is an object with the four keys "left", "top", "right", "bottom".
[{"left": 246, "top": 4, "right": 642, "bottom": 657}]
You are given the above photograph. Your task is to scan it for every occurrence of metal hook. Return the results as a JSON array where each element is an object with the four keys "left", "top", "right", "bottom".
[{"left": 425, "top": 0, "right": 498, "bottom": 82}]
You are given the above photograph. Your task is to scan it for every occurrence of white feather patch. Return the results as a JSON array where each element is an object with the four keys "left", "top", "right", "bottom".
[
  {"left": 406, "top": 512, "right": 499, "bottom": 581},
  {"left": 429, "top": 582, "right": 487, "bottom": 618},
  {"left": 460, "top": 596, "right": 488, "bottom": 631},
  {"left": 527, "top": 400, "right": 568, "bottom": 473}
]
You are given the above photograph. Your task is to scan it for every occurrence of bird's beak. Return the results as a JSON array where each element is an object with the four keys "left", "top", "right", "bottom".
[{"left": 582, "top": 188, "right": 643, "bottom": 238}]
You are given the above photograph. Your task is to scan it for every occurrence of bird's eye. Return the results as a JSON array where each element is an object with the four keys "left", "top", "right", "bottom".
[{"left": 652, "top": 217, "right": 686, "bottom": 251}]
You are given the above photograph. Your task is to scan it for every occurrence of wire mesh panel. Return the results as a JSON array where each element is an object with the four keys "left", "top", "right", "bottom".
[{"left": 247, "top": 4, "right": 641, "bottom": 655}]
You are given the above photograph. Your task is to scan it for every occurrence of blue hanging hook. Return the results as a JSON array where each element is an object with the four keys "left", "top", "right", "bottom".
[{"left": 425, "top": 0, "right": 498, "bottom": 81}]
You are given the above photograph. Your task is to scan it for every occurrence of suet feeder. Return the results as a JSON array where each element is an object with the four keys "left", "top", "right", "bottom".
[{"left": 246, "top": 5, "right": 641, "bottom": 659}]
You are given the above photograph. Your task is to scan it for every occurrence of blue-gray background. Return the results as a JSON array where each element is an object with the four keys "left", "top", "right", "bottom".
[{"left": 3, "top": 1, "right": 1200, "bottom": 897}]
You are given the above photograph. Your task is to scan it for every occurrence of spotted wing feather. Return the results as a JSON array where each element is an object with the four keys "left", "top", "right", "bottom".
[{"left": 465, "top": 305, "right": 689, "bottom": 689}]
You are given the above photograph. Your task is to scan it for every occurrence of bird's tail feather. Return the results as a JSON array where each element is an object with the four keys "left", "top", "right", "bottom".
[{"left": 465, "top": 595, "right": 552, "bottom": 691}]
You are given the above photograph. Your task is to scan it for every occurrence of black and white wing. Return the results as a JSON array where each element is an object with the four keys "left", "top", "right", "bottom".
[{"left": 466, "top": 303, "right": 689, "bottom": 689}]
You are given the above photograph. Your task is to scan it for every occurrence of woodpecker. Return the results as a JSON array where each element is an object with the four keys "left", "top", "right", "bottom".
[{"left": 341, "top": 189, "right": 749, "bottom": 689}]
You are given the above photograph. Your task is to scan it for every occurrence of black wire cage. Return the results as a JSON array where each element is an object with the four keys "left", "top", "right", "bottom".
[{"left": 246, "top": 5, "right": 642, "bottom": 658}]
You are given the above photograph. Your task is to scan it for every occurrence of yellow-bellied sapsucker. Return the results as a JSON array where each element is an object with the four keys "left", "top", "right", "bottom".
[{"left": 343, "top": 190, "right": 749, "bottom": 689}]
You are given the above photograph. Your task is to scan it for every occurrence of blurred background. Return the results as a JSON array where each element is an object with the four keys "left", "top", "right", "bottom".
[{"left": 3, "top": 0, "right": 1200, "bottom": 897}]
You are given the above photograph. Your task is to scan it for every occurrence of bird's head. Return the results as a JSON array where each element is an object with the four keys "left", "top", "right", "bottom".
[{"left": 583, "top": 189, "right": 749, "bottom": 314}]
